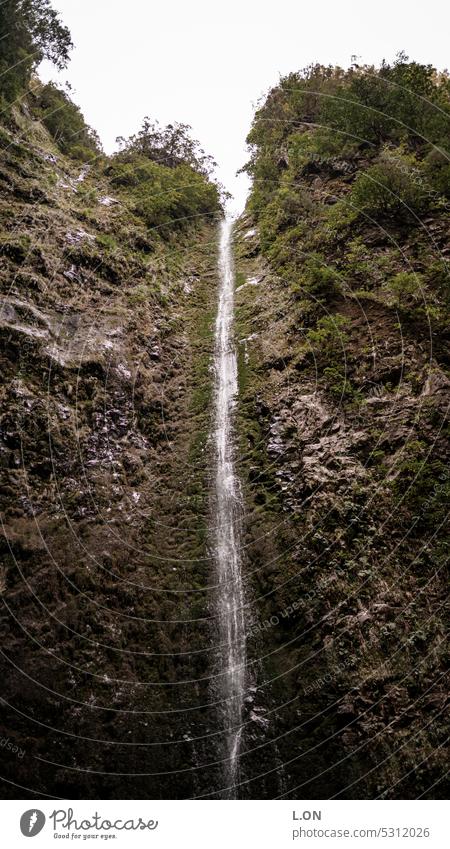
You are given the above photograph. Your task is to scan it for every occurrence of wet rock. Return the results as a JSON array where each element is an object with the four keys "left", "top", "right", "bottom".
[
  {"left": 65, "top": 229, "right": 96, "bottom": 245},
  {"left": 249, "top": 707, "right": 269, "bottom": 729},
  {"left": 99, "top": 195, "right": 119, "bottom": 207},
  {"left": 148, "top": 342, "right": 161, "bottom": 361}
]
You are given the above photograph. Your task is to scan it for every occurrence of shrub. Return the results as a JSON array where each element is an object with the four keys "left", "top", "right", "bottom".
[
  {"left": 244, "top": 56, "right": 450, "bottom": 248},
  {"left": 116, "top": 118, "right": 216, "bottom": 176},
  {"left": 425, "top": 260, "right": 450, "bottom": 306},
  {"left": 424, "top": 149, "right": 450, "bottom": 199},
  {"left": 350, "top": 152, "right": 429, "bottom": 218},
  {"left": 306, "top": 313, "right": 350, "bottom": 352},
  {"left": 106, "top": 154, "right": 220, "bottom": 236},
  {"left": 258, "top": 186, "right": 314, "bottom": 252},
  {"left": 298, "top": 254, "right": 341, "bottom": 299},
  {"left": 321, "top": 54, "right": 450, "bottom": 150},
  {"left": 323, "top": 200, "right": 359, "bottom": 236},
  {"left": 382, "top": 271, "right": 425, "bottom": 307},
  {"left": 34, "top": 82, "right": 101, "bottom": 160},
  {"left": 107, "top": 119, "right": 222, "bottom": 236},
  {"left": 306, "top": 315, "right": 353, "bottom": 397}
]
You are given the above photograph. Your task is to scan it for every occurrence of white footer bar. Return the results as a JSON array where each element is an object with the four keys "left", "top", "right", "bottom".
[{"left": 0, "top": 799, "right": 446, "bottom": 848}]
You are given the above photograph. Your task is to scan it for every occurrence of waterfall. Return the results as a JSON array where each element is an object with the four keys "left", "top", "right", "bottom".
[{"left": 211, "top": 215, "right": 246, "bottom": 797}]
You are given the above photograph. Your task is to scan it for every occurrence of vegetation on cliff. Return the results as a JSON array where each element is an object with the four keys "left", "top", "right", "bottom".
[
  {"left": 0, "top": 0, "right": 225, "bottom": 800},
  {"left": 0, "top": 0, "right": 72, "bottom": 106},
  {"left": 1, "top": 1, "right": 222, "bottom": 230},
  {"left": 234, "top": 56, "right": 449, "bottom": 798},
  {"left": 244, "top": 56, "right": 449, "bottom": 316},
  {"left": 0, "top": 0, "right": 448, "bottom": 801},
  {"left": 107, "top": 119, "right": 222, "bottom": 235}
]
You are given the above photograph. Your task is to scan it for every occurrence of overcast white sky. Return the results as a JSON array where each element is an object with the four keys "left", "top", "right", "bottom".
[{"left": 40, "top": 0, "right": 450, "bottom": 211}]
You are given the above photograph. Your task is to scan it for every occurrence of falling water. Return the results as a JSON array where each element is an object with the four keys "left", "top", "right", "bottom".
[{"left": 211, "top": 215, "right": 246, "bottom": 797}]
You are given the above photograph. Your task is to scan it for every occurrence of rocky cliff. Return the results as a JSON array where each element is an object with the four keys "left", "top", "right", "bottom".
[
  {"left": 232, "top": 59, "right": 449, "bottom": 799},
  {"left": 0, "top": 92, "right": 226, "bottom": 799},
  {"left": 0, "top": 57, "right": 448, "bottom": 802}
]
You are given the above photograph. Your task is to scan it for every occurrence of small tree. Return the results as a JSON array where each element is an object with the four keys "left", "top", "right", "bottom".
[
  {"left": 116, "top": 118, "right": 217, "bottom": 176},
  {"left": 0, "top": 0, "right": 72, "bottom": 104}
]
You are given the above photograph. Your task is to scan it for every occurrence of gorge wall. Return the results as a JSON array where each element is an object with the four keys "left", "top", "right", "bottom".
[
  {"left": 0, "top": 90, "right": 227, "bottom": 799},
  {"left": 0, "top": 55, "right": 448, "bottom": 801},
  {"left": 232, "top": 59, "right": 449, "bottom": 799}
]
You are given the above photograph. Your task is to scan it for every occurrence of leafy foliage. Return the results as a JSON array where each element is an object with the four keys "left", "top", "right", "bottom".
[
  {"left": 292, "top": 253, "right": 341, "bottom": 300},
  {"left": 244, "top": 53, "right": 450, "bottom": 410},
  {"left": 0, "top": 0, "right": 72, "bottom": 105},
  {"left": 306, "top": 314, "right": 354, "bottom": 398},
  {"left": 382, "top": 271, "right": 425, "bottom": 308},
  {"left": 0, "top": 2, "right": 220, "bottom": 239},
  {"left": 350, "top": 149, "right": 429, "bottom": 217},
  {"left": 244, "top": 55, "right": 450, "bottom": 317},
  {"left": 116, "top": 118, "right": 217, "bottom": 176},
  {"left": 33, "top": 82, "right": 101, "bottom": 160},
  {"left": 306, "top": 313, "right": 350, "bottom": 352},
  {"left": 107, "top": 156, "right": 220, "bottom": 234},
  {"left": 423, "top": 148, "right": 450, "bottom": 198},
  {"left": 106, "top": 120, "right": 222, "bottom": 236},
  {"left": 1, "top": 3, "right": 220, "bottom": 237},
  {"left": 245, "top": 54, "right": 450, "bottom": 231}
]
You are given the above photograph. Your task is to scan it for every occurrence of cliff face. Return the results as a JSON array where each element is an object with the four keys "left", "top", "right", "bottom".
[
  {"left": 232, "top": 62, "right": 449, "bottom": 799},
  {"left": 0, "top": 59, "right": 448, "bottom": 802},
  {"left": 0, "top": 98, "right": 225, "bottom": 799},
  {"left": 234, "top": 218, "right": 448, "bottom": 798}
]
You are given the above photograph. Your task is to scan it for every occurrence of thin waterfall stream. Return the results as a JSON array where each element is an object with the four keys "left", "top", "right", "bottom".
[{"left": 211, "top": 215, "right": 247, "bottom": 797}]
